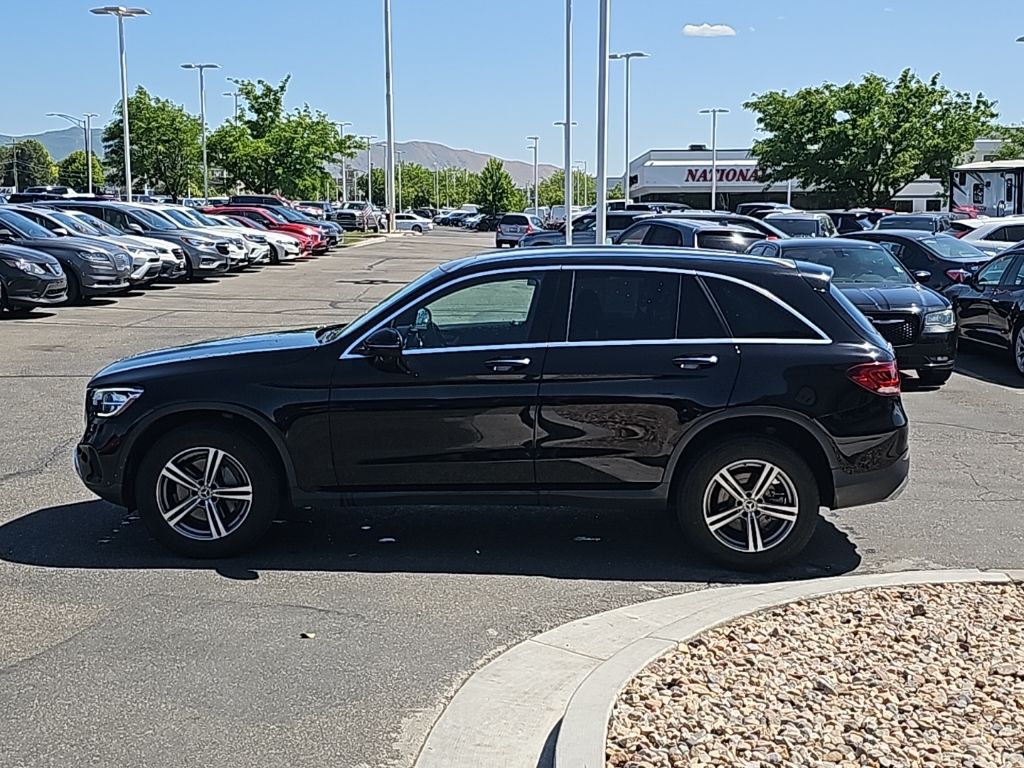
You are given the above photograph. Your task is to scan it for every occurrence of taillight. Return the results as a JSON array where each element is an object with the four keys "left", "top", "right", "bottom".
[
  {"left": 766, "top": 235, "right": 778, "bottom": 240},
  {"left": 848, "top": 361, "right": 901, "bottom": 396},
  {"left": 526, "top": 225, "right": 534, "bottom": 235},
  {"left": 946, "top": 268, "right": 972, "bottom": 284}
]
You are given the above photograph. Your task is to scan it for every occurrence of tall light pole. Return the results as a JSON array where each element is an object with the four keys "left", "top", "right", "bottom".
[
  {"left": 699, "top": 108, "right": 729, "bottom": 211},
  {"left": 91, "top": 6, "right": 148, "bottom": 201},
  {"left": 526, "top": 136, "right": 540, "bottom": 213},
  {"left": 181, "top": 62, "right": 220, "bottom": 201},
  {"left": 609, "top": 51, "right": 648, "bottom": 204},
  {"left": 334, "top": 121, "right": 352, "bottom": 202},
  {"left": 559, "top": 0, "right": 574, "bottom": 242},
  {"left": 46, "top": 112, "right": 99, "bottom": 194},
  {"left": 575, "top": 160, "right": 589, "bottom": 206},
  {"left": 396, "top": 149, "right": 404, "bottom": 211},
  {"left": 433, "top": 162, "right": 440, "bottom": 210},
  {"left": 383, "top": 0, "right": 397, "bottom": 232},
  {"left": 594, "top": 0, "right": 611, "bottom": 244},
  {"left": 361, "top": 135, "right": 378, "bottom": 203},
  {"left": 222, "top": 90, "right": 239, "bottom": 119}
]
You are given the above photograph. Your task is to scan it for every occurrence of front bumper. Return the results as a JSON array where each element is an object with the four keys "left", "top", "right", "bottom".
[
  {"left": 894, "top": 331, "right": 957, "bottom": 372},
  {"left": 7, "top": 274, "right": 68, "bottom": 306},
  {"left": 82, "top": 270, "right": 131, "bottom": 296},
  {"left": 129, "top": 260, "right": 163, "bottom": 284}
]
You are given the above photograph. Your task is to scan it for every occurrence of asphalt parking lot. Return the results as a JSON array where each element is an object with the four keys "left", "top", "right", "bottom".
[{"left": 2, "top": 227, "right": 1023, "bottom": 768}]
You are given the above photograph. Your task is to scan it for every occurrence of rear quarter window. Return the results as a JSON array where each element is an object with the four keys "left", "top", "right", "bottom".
[{"left": 703, "top": 276, "right": 821, "bottom": 340}]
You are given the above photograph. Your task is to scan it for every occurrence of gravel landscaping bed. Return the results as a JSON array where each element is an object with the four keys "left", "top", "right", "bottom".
[{"left": 607, "top": 583, "right": 1024, "bottom": 768}]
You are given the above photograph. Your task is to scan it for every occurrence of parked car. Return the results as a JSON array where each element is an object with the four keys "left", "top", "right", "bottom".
[
  {"left": 24, "top": 185, "right": 77, "bottom": 197},
  {"left": 748, "top": 237, "right": 956, "bottom": 385},
  {"left": 875, "top": 213, "right": 954, "bottom": 234},
  {"left": 946, "top": 246, "right": 1024, "bottom": 376},
  {"left": 74, "top": 245, "right": 908, "bottom": 569},
  {"left": 48, "top": 200, "right": 231, "bottom": 280},
  {"left": 439, "top": 211, "right": 473, "bottom": 227},
  {"left": 517, "top": 211, "right": 648, "bottom": 248},
  {"left": 653, "top": 211, "right": 790, "bottom": 239},
  {"left": 229, "top": 193, "right": 292, "bottom": 208},
  {"left": 954, "top": 216, "right": 1024, "bottom": 257},
  {"left": 461, "top": 213, "right": 484, "bottom": 229},
  {"left": 412, "top": 207, "right": 438, "bottom": 220},
  {"left": 208, "top": 215, "right": 302, "bottom": 263},
  {"left": 268, "top": 206, "right": 342, "bottom": 246},
  {"left": 819, "top": 210, "right": 874, "bottom": 234},
  {"left": 10, "top": 205, "right": 163, "bottom": 287},
  {"left": 54, "top": 208, "right": 188, "bottom": 280},
  {"left": 296, "top": 201, "right": 330, "bottom": 220},
  {"left": 476, "top": 213, "right": 504, "bottom": 232},
  {"left": 204, "top": 206, "right": 327, "bottom": 254},
  {"left": 616, "top": 219, "right": 766, "bottom": 253},
  {"left": 735, "top": 202, "right": 795, "bottom": 218},
  {"left": 0, "top": 243, "right": 67, "bottom": 314},
  {"left": 0, "top": 208, "right": 132, "bottom": 302},
  {"left": 763, "top": 212, "right": 838, "bottom": 238},
  {"left": 393, "top": 213, "right": 434, "bottom": 233},
  {"left": 496, "top": 213, "right": 551, "bottom": 247},
  {"left": 334, "top": 201, "right": 380, "bottom": 232},
  {"left": 844, "top": 230, "right": 992, "bottom": 291},
  {"left": 143, "top": 204, "right": 265, "bottom": 268}
]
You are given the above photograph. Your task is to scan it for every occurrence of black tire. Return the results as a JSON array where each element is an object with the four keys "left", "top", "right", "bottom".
[
  {"left": 135, "top": 425, "right": 282, "bottom": 558},
  {"left": 677, "top": 437, "right": 819, "bottom": 571},
  {"left": 1012, "top": 322, "right": 1024, "bottom": 377},
  {"left": 65, "top": 269, "right": 82, "bottom": 304},
  {"left": 0, "top": 283, "right": 30, "bottom": 316},
  {"left": 185, "top": 258, "right": 197, "bottom": 282},
  {"left": 412, "top": 224, "right": 422, "bottom": 233},
  {"left": 918, "top": 369, "right": 952, "bottom": 386},
  {"left": 269, "top": 244, "right": 281, "bottom": 265}
]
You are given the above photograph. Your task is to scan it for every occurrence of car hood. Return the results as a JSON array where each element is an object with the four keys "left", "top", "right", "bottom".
[
  {"left": 12, "top": 235, "right": 118, "bottom": 254},
  {"left": 836, "top": 282, "right": 949, "bottom": 312},
  {"left": 0, "top": 243, "right": 61, "bottom": 264},
  {"left": 119, "top": 234, "right": 177, "bottom": 254},
  {"left": 93, "top": 328, "right": 324, "bottom": 382}
]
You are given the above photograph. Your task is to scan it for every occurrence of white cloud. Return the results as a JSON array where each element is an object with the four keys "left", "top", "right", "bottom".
[
  {"left": 884, "top": 6, "right": 894, "bottom": 11},
  {"left": 683, "top": 23, "right": 737, "bottom": 37},
  {"left": 749, "top": 26, "right": 756, "bottom": 32}
]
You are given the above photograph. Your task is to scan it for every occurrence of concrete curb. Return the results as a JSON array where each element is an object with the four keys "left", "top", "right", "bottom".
[{"left": 412, "top": 569, "right": 1016, "bottom": 768}]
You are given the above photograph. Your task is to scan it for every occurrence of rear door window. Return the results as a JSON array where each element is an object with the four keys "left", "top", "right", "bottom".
[
  {"left": 976, "top": 254, "right": 1015, "bottom": 287},
  {"left": 703, "top": 276, "right": 820, "bottom": 339},
  {"left": 569, "top": 270, "right": 680, "bottom": 342},
  {"left": 618, "top": 224, "right": 650, "bottom": 245},
  {"left": 697, "top": 232, "right": 762, "bottom": 253},
  {"left": 643, "top": 224, "right": 684, "bottom": 247},
  {"left": 677, "top": 276, "right": 727, "bottom": 338}
]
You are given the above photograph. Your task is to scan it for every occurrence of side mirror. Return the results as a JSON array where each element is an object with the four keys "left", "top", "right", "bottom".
[
  {"left": 360, "top": 327, "right": 404, "bottom": 357},
  {"left": 913, "top": 270, "right": 931, "bottom": 283},
  {"left": 127, "top": 222, "right": 144, "bottom": 235},
  {"left": 52, "top": 227, "right": 70, "bottom": 236}
]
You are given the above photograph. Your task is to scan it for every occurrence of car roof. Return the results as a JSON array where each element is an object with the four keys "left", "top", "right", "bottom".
[
  {"left": 849, "top": 229, "right": 939, "bottom": 240},
  {"left": 769, "top": 236, "right": 886, "bottom": 249},
  {"left": 763, "top": 212, "right": 824, "bottom": 220},
  {"left": 641, "top": 218, "right": 759, "bottom": 231}
]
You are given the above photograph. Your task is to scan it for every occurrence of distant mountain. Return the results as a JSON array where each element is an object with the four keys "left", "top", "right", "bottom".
[
  {"left": 333, "top": 140, "right": 561, "bottom": 187},
  {"left": 2, "top": 129, "right": 559, "bottom": 187}
]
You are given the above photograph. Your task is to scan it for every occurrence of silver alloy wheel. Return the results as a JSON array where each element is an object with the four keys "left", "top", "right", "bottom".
[
  {"left": 702, "top": 459, "right": 799, "bottom": 553},
  {"left": 1016, "top": 328, "right": 1024, "bottom": 374},
  {"left": 155, "top": 446, "right": 253, "bottom": 541}
]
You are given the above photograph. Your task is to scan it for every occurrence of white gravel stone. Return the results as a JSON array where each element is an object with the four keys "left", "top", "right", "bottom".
[{"left": 606, "top": 583, "right": 1024, "bottom": 768}]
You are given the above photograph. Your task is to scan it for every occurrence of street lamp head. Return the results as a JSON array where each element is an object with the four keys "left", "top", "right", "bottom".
[
  {"left": 91, "top": 6, "right": 148, "bottom": 16},
  {"left": 182, "top": 63, "right": 221, "bottom": 70},
  {"left": 610, "top": 51, "right": 650, "bottom": 60},
  {"left": 699, "top": 108, "right": 730, "bottom": 115},
  {"left": 527, "top": 135, "right": 540, "bottom": 141}
]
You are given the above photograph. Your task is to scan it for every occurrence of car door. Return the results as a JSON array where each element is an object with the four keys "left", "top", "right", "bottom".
[
  {"left": 957, "top": 253, "right": 1017, "bottom": 344},
  {"left": 535, "top": 268, "right": 740, "bottom": 492},
  {"left": 987, "top": 254, "right": 1024, "bottom": 346},
  {"left": 329, "top": 269, "right": 558, "bottom": 491}
]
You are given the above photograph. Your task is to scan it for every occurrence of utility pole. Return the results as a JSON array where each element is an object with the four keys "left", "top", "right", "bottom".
[
  {"left": 334, "top": 121, "right": 352, "bottom": 202},
  {"left": 433, "top": 162, "right": 439, "bottom": 210},
  {"left": 11, "top": 138, "right": 18, "bottom": 192},
  {"left": 181, "top": 63, "right": 220, "bottom": 201},
  {"left": 527, "top": 136, "right": 540, "bottom": 213},
  {"left": 699, "top": 108, "right": 729, "bottom": 210},
  {"left": 595, "top": 0, "right": 611, "bottom": 244},
  {"left": 396, "top": 149, "right": 404, "bottom": 211},
  {"left": 361, "top": 135, "right": 378, "bottom": 202},
  {"left": 562, "top": 0, "right": 574, "bottom": 244},
  {"left": 383, "top": 0, "right": 397, "bottom": 232}
]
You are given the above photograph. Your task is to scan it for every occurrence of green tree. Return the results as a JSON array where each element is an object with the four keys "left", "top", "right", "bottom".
[
  {"left": 208, "top": 76, "right": 356, "bottom": 198},
  {"left": 0, "top": 139, "right": 56, "bottom": 189},
  {"left": 476, "top": 158, "right": 517, "bottom": 214},
  {"left": 608, "top": 183, "right": 624, "bottom": 200},
  {"left": 57, "top": 150, "right": 105, "bottom": 190},
  {"left": 355, "top": 167, "right": 388, "bottom": 205},
  {"left": 745, "top": 69, "right": 996, "bottom": 207},
  {"left": 103, "top": 86, "right": 202, "bottom": 198},
  {"left": 538, "top": 170, "right": 565, "bottom": 207},
  {"left": 993, "top": 126, "right": 1024, "bottom": 160}
]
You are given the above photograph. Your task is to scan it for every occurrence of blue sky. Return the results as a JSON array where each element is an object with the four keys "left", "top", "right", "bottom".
[{"left": 6, "top": 0, "right": 1024, "bottom": 174}]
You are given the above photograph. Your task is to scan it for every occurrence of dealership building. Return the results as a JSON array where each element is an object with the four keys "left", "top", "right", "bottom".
[{"left": 626, "top": 140, "right": 1005, "bottom": 212}]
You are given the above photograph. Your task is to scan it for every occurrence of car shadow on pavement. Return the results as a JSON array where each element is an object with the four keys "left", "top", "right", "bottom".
[
  {"left": 0, "top": 499, "right": 861, "bottom": 585},
  {"left": 0, "top": 310, "right": 58, "bottom": 321},
  {"left": 954, "top": 347, "right": 1024, "bottom": 389}
]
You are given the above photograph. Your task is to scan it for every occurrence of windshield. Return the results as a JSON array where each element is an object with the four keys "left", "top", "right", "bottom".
[
  {"left": 187, "top": 210, "right": 221, "bottom": 227},
  {"left": 791, "top": 244, "right": 913, "bottom": 285},
  {"left": 70, "top": 211, "right": 123, "bottom": 236},
  {"left": 0, "top": 209, "right": 56, "bottom": 239},
  {"left": 769, "top": 218, "right": 820, "bottom": 236},
  {"left": 49, "top": 210, "right": 100, "bottom": 235},
  {"left": 129, "top": 207, "right": 176, "bottom": 230},
  {"left": 919, "top": 235, "right": 988, "bottom": 261},
  {"left": 161, "top": 208, "right": 201, "bottom": 228},
  {"left": 273, "top": 207, "right": 315, "bottom": 224}
]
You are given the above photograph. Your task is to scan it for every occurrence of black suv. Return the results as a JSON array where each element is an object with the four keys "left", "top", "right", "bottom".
[
  {"left": 749, "top": 237, "right": 957, "bottom": 385},
  {"left": 76, "top": 247, "right": 909, "bottom": 570},
  {"left": 0, "top": 208, "right": 131, "bottom": 302},
  {"left": 0, "top": 243, "right": 67, "bottom": 313}
]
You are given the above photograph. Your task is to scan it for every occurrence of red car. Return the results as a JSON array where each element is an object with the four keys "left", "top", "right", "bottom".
[
  {"left": 203, "top": 206, "right": 327, "bottom": 253},
  {"left": 220, "top": 214, "right": 314, "bottom": 255}
]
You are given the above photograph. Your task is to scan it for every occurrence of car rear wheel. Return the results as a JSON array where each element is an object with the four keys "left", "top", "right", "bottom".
[
  {"left": 1013, "top": 323, "right": 1024, "bottom": 377},
  {"left": 677, "top": 438, "right": 819, "bottom": 571},
  {"left": 412, "top": 224, "right": 422, "bottom": 233},
  {"left": 136, "top": 425, "right": 280, "bottom": 557}
]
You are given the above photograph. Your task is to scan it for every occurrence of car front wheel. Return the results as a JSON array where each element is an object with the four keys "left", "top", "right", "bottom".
[
  {"left": 412, "top": 224, "right": 422, "bottom": 233},
  {"left": 678, "top": 438, "right": 819, "bottom": 571},
  {"left": 1013, "top": 323, "right": 1024, "bottom": 377},
  {"left": 136, "top": 425, "right": 280, "bottom": 557}
]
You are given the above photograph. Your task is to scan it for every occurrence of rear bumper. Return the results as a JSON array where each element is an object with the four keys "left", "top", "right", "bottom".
[
  {"left": 832, "top": 447, "right": 910, "bottom": 508},
  {"left": 894, "top": 331, "right": 957, "bottom": 371}
]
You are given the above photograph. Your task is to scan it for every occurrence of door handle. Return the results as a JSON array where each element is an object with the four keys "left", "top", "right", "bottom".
[
  {"left": 485, "top": 357, "right": 531, "bottom": 372},
  {"left": 672, "top": 355, "right": 719, "bottom": 370}
]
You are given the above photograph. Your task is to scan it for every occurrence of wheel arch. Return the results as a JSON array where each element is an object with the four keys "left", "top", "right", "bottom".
[
  {"left": 666, "top": 410, "right": 836, "bottom": 509},
  {"left": 120, "top": 404, "right": 297, "bottom": 510}
]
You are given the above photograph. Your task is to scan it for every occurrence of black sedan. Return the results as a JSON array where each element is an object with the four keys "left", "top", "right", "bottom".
[
  {"left": 945, "top": 246, "right": 1024, "bottom": 376},
  {"left": 844, "top": 230, "right": 991, "bottom": 291},
  {"left": 75, "top": 246, "right": 909, "bottom": 571},
  {"left": 0, "top": 243, "right": 67, "bottom": 314},
  {"left": 748, "top": 238, "right": 957, "bottom": 385}
]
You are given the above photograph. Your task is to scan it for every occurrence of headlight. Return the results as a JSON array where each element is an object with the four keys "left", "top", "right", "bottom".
[
  {"left": 88, "top": 387, "right": 143, "bottom": 418},
  {"left": 923, "top": 309, "right": 955, "bottom": 333},
  {"left": 242, "top": 233, "right": 267, "bottom": 243},
  {"left": 181, "top": 236, "right": 217, "bottom": 248},
  {"left": 1, "top": 256, "right": 46, "bottom": 275},
  {"left": 79, "top": 251, "right": 113, "bottom": 264}
]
